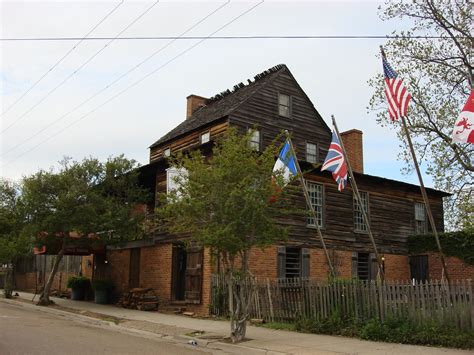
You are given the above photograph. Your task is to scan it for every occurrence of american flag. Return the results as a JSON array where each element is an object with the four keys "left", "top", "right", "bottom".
[
  {"left": 383, "top": 56, "right": 411, "bottom": 121},
  {"left": 321, "top": 132, "right": 348, "bottom": 191}
]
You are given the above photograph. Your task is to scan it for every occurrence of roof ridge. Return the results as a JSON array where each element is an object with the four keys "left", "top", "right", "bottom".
[{"left": 207, "top": 64, "right": 287, "bottom": 104}]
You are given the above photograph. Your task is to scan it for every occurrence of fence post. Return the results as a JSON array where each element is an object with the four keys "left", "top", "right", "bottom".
[{"left": 266, "top": 278, "right": 274, "bottom": 323}]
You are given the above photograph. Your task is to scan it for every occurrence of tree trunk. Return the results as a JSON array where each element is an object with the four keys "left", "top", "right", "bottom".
[
  {"left": 38, "top": 249, "right": 64, "bottom": 306},
  {"left": 228, "top": 250, "right": 254, "bottom": 343},
  {"left": 3, "top": 265, "right": 14, "bottom": 299}
]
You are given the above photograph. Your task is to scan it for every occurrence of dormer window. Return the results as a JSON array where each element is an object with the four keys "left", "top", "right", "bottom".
[
  {"left": 278, "top": 94, "right": 291, "bottom": 118},
  {"left": 200, "top": 131, "right": 210, "bottom": 144},
  {"left": 164, "top": 147, "right": 171, "bottom": 157},
  {"left": 249, "top": 129, "right": 260, "bottom": 151}
]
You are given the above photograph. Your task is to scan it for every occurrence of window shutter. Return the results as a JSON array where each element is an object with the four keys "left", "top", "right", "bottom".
[
  {"left": 369, "top": 253, "right": 378, "bottom": 281},
  {"left": 301, "top": 248, "right": 310, "bottom": 278},
  {"left": 277, "top": 246, "right": 286, "bottom": 279},
  {"left": 351, "top": 252, "right": 358, "bottom": 278}
]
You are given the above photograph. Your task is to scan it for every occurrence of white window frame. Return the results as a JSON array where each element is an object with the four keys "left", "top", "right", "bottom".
[
  {"left": 248, "top": 129, "right": 260, "bottom": 151},
  {"left": 306, "top": 181, "right": 323, "bottom": 228},
  {"left": 278, "top": 93, "right": 291, "bottom": 118},
  {"left": 163, "top": 147, "right": 171, "bottom": 157},
  {"left": 414, "top": 202, "right": 427, "bottom": 234},
  {"left": 200, "top": 131, "right": 210, "bottom": 144},
  {"left": 354, "top": 191, "right": 369, "bottom": 233},
  {"left": 306, "top": 142, "right": 317, "bottom": 163}
]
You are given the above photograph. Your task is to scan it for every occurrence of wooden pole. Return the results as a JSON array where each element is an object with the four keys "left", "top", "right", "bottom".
[
  {"left": 284, "top": 131, "right": 336, "bottom": 279},
  {"left": 380, "top": 46, "right": 450, "bottom": 283},
  {"left": 331, "top": 115, "right": 385, "bottom": 282},
  {"left": 400, "top": 116, "right": 450, "bottom": 283}
]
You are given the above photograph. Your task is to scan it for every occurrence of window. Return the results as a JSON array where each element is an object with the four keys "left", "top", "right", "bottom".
[
  {"left": 200, "top": 131, "right": 210, "bottom": 144},
  {"left": 277, "top": 247, "right": 310, "bottom": 279},
  {"left": 278, "top": 94, "right": 291, "bottom": 117},
  {"left": 414, "top": 202, "right": 427, "bottom": 234},
  {"left": 306, "top": 143, "right": 317, "bottom": 163},
  {"left": 352, "top": 252, "right": 377, "bottom": 281},
  {"left": 306, "top": 181, "right": 323, "bottom": 227},
  {"left": 164, "top": 147, "right": 171, "bottom": 157},
  {"left": 248, "top": 129, "right": 260, "bottom": 151},
  {"left": 354, "top": 191, "right": 369, "bottom": 232},
  {"left": 166, "top": 167, "right": 188, "bottom": 196}
]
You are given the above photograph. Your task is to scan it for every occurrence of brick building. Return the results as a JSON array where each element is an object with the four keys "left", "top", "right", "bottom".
[{"left": 87, "top": 64, "right": 470, "bottom": 315}]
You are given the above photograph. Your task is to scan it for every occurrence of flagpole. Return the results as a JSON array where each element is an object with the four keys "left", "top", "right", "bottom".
[
  {"left": 331, "top": 115, "right": 385, "bottom": 282},
  {"left": 380, "top": 46, "right": 450, "bottom": 284},
  {"left": 284, "top": 131, "right": 336, "bottom": 279}
]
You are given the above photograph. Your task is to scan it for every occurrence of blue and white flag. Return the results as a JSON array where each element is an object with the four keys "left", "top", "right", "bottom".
[{"left": 273, "top": 139, "right": 297, "bottom": 186}]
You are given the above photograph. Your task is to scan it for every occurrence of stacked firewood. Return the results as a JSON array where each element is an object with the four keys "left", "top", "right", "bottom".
[{"left": 117, "top": 287, "right": 159, "bottom": 311}]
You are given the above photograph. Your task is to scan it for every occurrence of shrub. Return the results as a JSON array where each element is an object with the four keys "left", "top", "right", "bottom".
[{"left": 66, "top": 276, "right": 91, "bottom": 290}]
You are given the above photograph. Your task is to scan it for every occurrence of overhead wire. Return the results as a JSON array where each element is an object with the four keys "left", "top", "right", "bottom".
[
  {"left": 0, "top": 35, "right": 453, "bottom": 41},
  {"left": 2, "top": 0, "right": 265, "bottom": 169},
  {"left": 0, "top": 0, "right": 125, "bottom": 117},
  {"left": 0, "top": 0, "right": 230, "bottom": 158},
  {"left": 1, "top": 0, "right": 160, "bottom": 134}
]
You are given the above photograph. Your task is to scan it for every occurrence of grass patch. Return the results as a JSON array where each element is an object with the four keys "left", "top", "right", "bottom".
[{"left": 261, "top": 316, "right": 474, "bottom": 349}]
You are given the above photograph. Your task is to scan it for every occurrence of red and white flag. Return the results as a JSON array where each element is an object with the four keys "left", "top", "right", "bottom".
[{"left": 452, "top": 89, "right": 474, "bottom": 144}]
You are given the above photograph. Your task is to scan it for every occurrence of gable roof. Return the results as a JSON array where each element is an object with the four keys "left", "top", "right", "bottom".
[{"left": 149, "top": 64, "right": 289, "bottom": 149}]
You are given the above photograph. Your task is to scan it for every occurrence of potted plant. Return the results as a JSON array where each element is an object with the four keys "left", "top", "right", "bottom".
[
  {"left": 67, "top": 276, "right": 91, "bottom": 301},
  {"left": 91, "top": 279, "right": 114, "bottom": 304}
]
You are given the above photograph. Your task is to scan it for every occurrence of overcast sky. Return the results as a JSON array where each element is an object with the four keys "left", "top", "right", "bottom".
[{"left": 0, "top": 0, "right": 432, "bottom": 187}]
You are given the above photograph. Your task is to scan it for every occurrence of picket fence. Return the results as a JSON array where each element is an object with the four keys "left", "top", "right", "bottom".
[{"left": 210, "top": 275, "right": 474, "bottom": 330}]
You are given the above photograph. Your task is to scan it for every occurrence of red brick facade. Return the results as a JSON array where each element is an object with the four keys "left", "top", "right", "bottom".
[{"left": 425, "top": 252, "right": 474, "bottom": 281}]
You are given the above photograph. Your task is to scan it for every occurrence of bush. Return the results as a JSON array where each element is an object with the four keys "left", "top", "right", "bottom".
[
  {"left": 66, "top": 276, "right": 91, "bottom": 290},
  {"left": 359, "top": 317, "right": 474, "bottom": 349},
  {"left": 91, "top": 279, "right": 114, "bottom": 291}
]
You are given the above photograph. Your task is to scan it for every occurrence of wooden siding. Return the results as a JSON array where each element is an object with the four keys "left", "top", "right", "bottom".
[
  {"left": 280, "top": 171, "right": 444, "bottom": 254},
  {"left": 229, "top": 70, "right": 331, "bottom": 165},
  {"left": 150, "top": 120, "right": 229, "bottom": 163}
]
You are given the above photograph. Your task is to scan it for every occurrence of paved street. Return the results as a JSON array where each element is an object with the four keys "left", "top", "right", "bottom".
[{"left": 0, "top": 302, "right": 209, "bottom": 355}]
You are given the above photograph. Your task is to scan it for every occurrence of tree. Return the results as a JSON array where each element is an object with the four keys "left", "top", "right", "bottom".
[
  {"left": 157, "top": 129, "right": 294, "bottom": 342},
  {"left": 368, "top": 0, "right": 473, "bottom": 229},
  {"left": 21, "top": 155, "right": 149, "bottom": 305},
  {"left": 0, "top": 179, "right": 30, "bottom": 298}
]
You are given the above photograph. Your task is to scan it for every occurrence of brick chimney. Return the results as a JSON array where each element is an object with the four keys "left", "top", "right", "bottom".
[
  {"left": 186, "top": 95, "right": 208, "bottom": 119},
  {"left": 340, "top": 129, "right": 364, "bottom": 174}
]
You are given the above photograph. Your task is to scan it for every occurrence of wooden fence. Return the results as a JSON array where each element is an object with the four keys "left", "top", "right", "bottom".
[{"left": 210, "top": 274, "right": 474, "bottom": 330}]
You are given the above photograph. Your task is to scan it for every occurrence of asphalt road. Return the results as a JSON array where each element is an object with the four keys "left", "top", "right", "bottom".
[{"left": 0, "top": 301, "right": 209, "bottom": 355}]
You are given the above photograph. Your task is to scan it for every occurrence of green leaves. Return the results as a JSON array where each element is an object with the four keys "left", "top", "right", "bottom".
[
  {"left": 369, "top": 0, "right": 473, "bottom": 229},
  {"left": 157, "top": 128, "right": 292, "bottom": 260}
]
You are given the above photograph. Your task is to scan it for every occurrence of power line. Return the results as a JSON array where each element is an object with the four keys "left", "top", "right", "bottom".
[
  {"left": 1, "top": 0, "right": 231, "bottom": 158},
  {"left": 0, "top": 0, "right": 124, "bottom": 117},
  {"left": 1, "top": 0, "right": 160, "bottom": 134},
  {"left": 2, "top": 0, "right": 265, "bottom": 169},
  {"left": 0, "top": 35, "right": 455, "bottom": 41}
]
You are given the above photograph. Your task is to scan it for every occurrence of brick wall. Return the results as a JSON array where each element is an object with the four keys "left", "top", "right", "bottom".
[
  {"left": 427, "top": 252, "right": 474, "bottom": 280},
  {"left": 139, "top": 244, "right": 172, "bottom": 303},
  {"left": 248, "top": 247, "right": 278, "bottom": 279},
  {"left": 384, "top": 254, "right": 410, "bottom": 280},
  {"left": 106, "top": 249, "right": 130, "bottom": 294}
]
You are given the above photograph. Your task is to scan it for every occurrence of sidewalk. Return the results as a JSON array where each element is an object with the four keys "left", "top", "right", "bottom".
[{"left": 3, "top": 291, "right": 470, "bottom": 355}]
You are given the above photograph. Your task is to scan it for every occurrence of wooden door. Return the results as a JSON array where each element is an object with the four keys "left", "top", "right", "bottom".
[
  {"left": 129, "top": 248, "right": 141, "bottom": 289},
  {"left": 184, "top": 248, "right": 203, "bottom": 304},
  {"left": 409, "top": 255, "right": 429, "bottom": 282}
]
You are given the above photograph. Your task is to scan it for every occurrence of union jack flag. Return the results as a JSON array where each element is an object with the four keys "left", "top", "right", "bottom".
[
  {"left": 321, "top": 132, "right": 348, "bottom": 191},
  {"left": 383, "top": 56, "right": 411, "bottom": 121}
]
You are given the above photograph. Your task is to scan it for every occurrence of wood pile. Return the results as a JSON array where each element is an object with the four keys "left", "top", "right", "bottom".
[{"left": 117, "top": 288, "right": 159, "bottom": 311}]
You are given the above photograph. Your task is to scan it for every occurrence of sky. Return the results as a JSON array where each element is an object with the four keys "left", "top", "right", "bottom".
[{"left": 0, "top": 0, "right": 434, "bottom": 187}]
